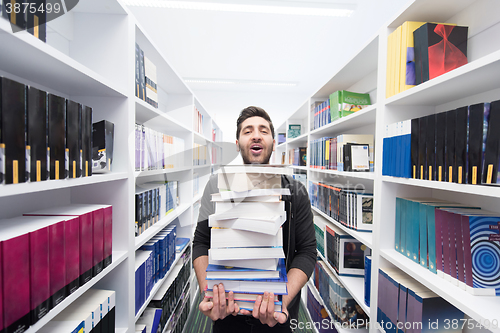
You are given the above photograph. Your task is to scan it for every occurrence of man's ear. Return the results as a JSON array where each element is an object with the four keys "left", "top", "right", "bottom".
[
  {"left": 272, "top": 139, "right": 276, "bottom": 151},
  {"left": 236, "top": 140, "right": 240, "bottom": 152}
]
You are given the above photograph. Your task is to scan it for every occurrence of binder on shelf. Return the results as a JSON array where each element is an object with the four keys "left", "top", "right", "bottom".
[
  {"left": 435, "top": 112, "right": 446, "bottom": 182},
  {"left": 81, "top": 105, "right": 93, "bottom": 177},
  {"left": 27, "top": 86, "right": 48, "bottom": 182},
  {"left": 48, "top": 93, "right": 67, "bottom": 181},
  {"left": 445, "top": 110, "right": 456, "bottom": 183},
  {"left": 66, "top": 100, "right": 81, "bottom": 179},
  {"left": 27, "top": 0, "right": 47, "bottom": 42},
  {"left": 467, "top": 103, "right": 487, "bottom": 185},
  {"left": 454, "top": 106, "right": 468, "bottom": 184},
  {"left": 482, "top": 100, "right": 500, "bottom": 185}
]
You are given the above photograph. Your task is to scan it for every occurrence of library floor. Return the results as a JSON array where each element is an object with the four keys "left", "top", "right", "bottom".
[{"left": 183, "top": 292, "right": 315, "bottom": 333}]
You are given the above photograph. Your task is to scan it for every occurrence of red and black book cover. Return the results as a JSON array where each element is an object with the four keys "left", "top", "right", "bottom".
[
  {"left": 66, "top": 100, "right": 81, "bottom": 179},
  {"left": 1, "top": 233, "right": 30, "bottom": 333},
  {"left": 414, "top": 23, "right": 468, "bottom": 84},
  {"left": 29, "top": 221, "right": 50, "bottom": 324},
  {"left": 92, "top": 208, "right": 104, "bottom": 276},
  {"left": 82, "top": 105, "right": 93, "bottom": 177},
  {"left": 445, "top": 110, "right": 456, "bottom": 182},
  {"left": 483, "top": 100, "right": 500, "bottom": 184},
  {"left": 425, "top": 114, "right": 436, "bottom": 181},
  {"left": 418, "top": 116, "right": 427, "bottom": 180},
  {"left": 27, "top": 0, "right": 46, "bottom": 42},
  {"left": 49, "top": 220, "right": 66, "bottom": 309},
  {"left": 410, "top": 118, "right": 419, "bottom": 179},
  {"left": 48, "top": 94, "right": 66, "bottom": 180},
  {"left": 467, "top": 103, "right": 486, "bottom": 185},
  {"left": 65, "top": 216, "right": 80, "bottom": 295},
  {"left": 435, "top": 112, "right": 447, "bottom": 182},
  {"left": 1, "top": 77, "right": 26, "bottom": 184},
  {"left": 454, "top": 106, "right": 468, "bottom": 184},
  {"left": 28, "top": 86, "right": 48, "bottom": 182}
]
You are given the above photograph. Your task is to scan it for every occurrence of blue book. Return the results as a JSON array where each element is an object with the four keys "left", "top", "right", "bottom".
[
  {"left": 364, "top": 256, "right": 371, "bottom": 307},
  {"left": 395, "top": 198, "right": 402, "bottom": 253},
  {"left": 175, "top": 237, "right": 190, "bottom": 253},
  {"left": 206, "top": 264, "right": 280, "bottom": 280}
]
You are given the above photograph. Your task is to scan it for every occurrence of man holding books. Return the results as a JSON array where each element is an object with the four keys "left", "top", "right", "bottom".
[{"left": 193, "top": 106, "right": 316, "bottom": 332}]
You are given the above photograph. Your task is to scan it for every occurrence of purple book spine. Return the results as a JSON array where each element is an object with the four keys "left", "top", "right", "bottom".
[
  {"left": 49, "top": 221, "right": 66, "bottom": 308},
  {"left": 2, "top": 234, "right": 30, "bottom": 333},
  {"left": 449, "top": 213, "right": 458, "bottom": 281},
  {"left": 434, "top": 209, "right": 444, "bottom": 273},
  {"left": 461, "top": 215, "right": 473, "bottom": 287},
  {"left": 92, "top": 209, "right": 104, "bottom": 276},
  {"left": 65, "top": 217, "right": 80, "bottom": 295},
  {"left": 80, "top": 213, "right": 93, "bottom": 284},
  {"left": 442, "top": 211, "right": 451, "bottom": 278},
  {"left": 103, "top": 206, "right": 113, "bottom": 267},
  {"left": 454, "top": 214, "right": 465, "bottom": 284},
  {"left": 30, "top": 226, "right": 50, "bottom": 323}
]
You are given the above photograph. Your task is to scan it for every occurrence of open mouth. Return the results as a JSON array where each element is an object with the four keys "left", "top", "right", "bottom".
[{"left": 250, "top": 144, "right": 263, "bottom": 154}]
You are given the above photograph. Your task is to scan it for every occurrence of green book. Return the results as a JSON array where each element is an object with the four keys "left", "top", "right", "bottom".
[
  {"left": 329, "top": 90, "right": 371, "bottom": 120},
  {"left": 288, "top": 124, "right": 301, "bottom": 139}
]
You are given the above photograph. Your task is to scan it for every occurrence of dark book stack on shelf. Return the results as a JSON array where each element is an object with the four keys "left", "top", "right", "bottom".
[
  {"left": 309, "top": 181, "right": 373, "bottom": 232},
  {"left": 386, "top": 21, "right": 468, "bottom": 98},
  {"left": 135, "top": 225, "right": 177, "bottom": 316},
  {"left": 289, "top": 147, "right": 307, "bottom": 166},
  {"left": 135, "top": 43, "right": 158, "bottom": 109},
  {"left": 383, "top": 100, "right": 500, "bottom": 185},
  {"left": 310, "top": 134, "right": 374, "bottom": 172},
  {"left": 377, "top": 268, "right": 465, "bottom": 333},
  {"left": 395, "top": 197, "right": 500, "bottom": 296},
  {"left": 0, "top": 204, "right": 113, "bottom": 333}
]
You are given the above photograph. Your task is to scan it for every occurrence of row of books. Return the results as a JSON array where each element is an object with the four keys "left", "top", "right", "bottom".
[
  {"left": 1, "top": 0, "right": 47, "bottom": 42},
  {"left": 135, "top": 43, "right": 158, "bottom": 108},
  {"left": 386, "top": 21, "right": 468, "bottom": 98},
  {"left": 306, "top": 284, "right": 336, "bottom": 333},
  {"left": 324, "top": 223, "right": 371, "bottom": 277},
  {"left": 38, "top": 289, "right": 116, "bottom": 333},
  {"left": 135, "top": 225, "right": 177, "bottom": 315},
  {"left": 193, "top": 143, "right": 208, "bottom": 166},
  {"left": 194, "top": 107, "right": 204, "bottom": 135},
  {"left": 277, "top": 133, "right": 286, "bottom": 145},
  {"left": 289, "top": 147, "right": 306, "bottom": 166},
  {"left": 167, "top": 285, "right": 191, "bottom": 333},
  {"left": 383, "top": 100, "right": 500, "bottom": 185},
  {"left": 314, "top": 260, "right": 369, "bottom": 327},
  {"left": 0, "top": 204, "right": 113, "bottom": 333},
  {"left": 314, "top": 218, "right": 326, "bottom": 258},
  {"left": 134, "top": 124, "right": 186, "bottom": 171},
  {"left": 309, "top": 91, "right": 371, "bottom": 131},
  {"left": 205, "top": 166, "right": 291, "bottom": 310},
  {"left": 136, "top": 307, "right": 162, "bottom": 333},
  {"left": 378, "top": 268, "right": 464, "bottom": 333},
  {"left": 150, "top": 244, "right": 191, "bottom": 333},
  {"left": 309, "top": 134, "right": 374, "bottom": 172},
  {"left": 135, "top": 181, "right": 179, "bottom": 236},
  {"left": 309, "top": 181, "right": 374, "bottom": 232},
  {"left": 0, "top": 77, "right": 97, "bottom": 185},
  {"left": 395, "top": 197, "right": 500, "bottom": 295}
]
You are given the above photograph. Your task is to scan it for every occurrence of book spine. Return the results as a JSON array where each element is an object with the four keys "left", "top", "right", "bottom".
[
  {"left": 467, "top": 103, "right": 485, "bottom": 185},
  {"left": 29, "top": 226, "right": 50, "bottom": 325},
  {"left": 482, "top": 100, "right": 500, "bottom": 184},
  {"left": 49, "top": 221, "right": 67, "bottom": 308},
  {"left": 455, "top": 106, "right": 468, "bottom": 184},
  {"left": 103, "top": 205, "right": 113, "bottom": 268},
  {"left": 80, "top": 213, "right": 94, "bottom": 285},
  {"left": 65, "top": 217, "right": 80, "bottom": 296},
  {"left": 92, "top": 209, "right": 105, "bottom": 276},
  {"left": 28, "top": 87, "right": 48, "bottom": 182}
]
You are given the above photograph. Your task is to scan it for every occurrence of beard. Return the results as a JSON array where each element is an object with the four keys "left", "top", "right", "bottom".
[{"left": 238, "top": 142, "right": 273, "bottom": 165}]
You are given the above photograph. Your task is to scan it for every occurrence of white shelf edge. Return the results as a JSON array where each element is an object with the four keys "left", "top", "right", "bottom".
[
  {"left": 0, "top": 172, "right": 129, "bottom": 198},
  {"left": 317, "top": 252, "right": 370, "bottom": 316},
  {"left": 193, "top": 164, "right": 210, "bottom": 170},
  {"left": 309, "top": 104, "right": 377, "bottom": 137},
  {"left": 135, "top": 243, "right": 190, "bottom": 321},
  {"left": 135, "top": 98, "right": 192, "bottom": 133},
  {"left": 134, "top": 166, "right": 192, "bottom": 178},
  {"left": 380, "top": 249, "right": 500, "bottom": 333},
  {"left": 25, "top": 251, "right": 128, "bottom": 333},
  {"left": 290, "top": 165, "right": 308, "bottom": 171},
  {"left": 382, "top": 176, "right": 500, "bottom": 198},
  {"left": 286, "top": 133, "right": 308, "bottom": 145},
  {"left": 192, "top": 194, "right": 202, "bottom": 203},
  {"left": 134, "top": 203, "right": 191, "bottom": 250},
  {"left": 310, "top": 168, "right": 375, "bottom": 180},
  {"left": 312, "top": 206, "right": 373, "bottom": 248}
]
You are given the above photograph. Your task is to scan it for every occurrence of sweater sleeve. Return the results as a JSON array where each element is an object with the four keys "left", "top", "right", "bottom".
[
  {"left": 193, "top": 174, "right": 217, "bottom": 261},
  {"left": 288, "top": 180, "right": 317, "bottom": 278}
]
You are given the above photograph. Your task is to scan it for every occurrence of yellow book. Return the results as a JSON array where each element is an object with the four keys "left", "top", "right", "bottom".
[
  {"left": 386, "top": 29, "right": 396, "bottom": 98},
  {"left": 394, "top": 25, "right": 402, "bottom": 96},
  {"left": 400, "top": 21, "right": 426, "bottom": 93}
]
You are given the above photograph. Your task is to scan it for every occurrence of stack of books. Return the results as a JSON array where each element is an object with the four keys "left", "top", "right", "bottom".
[{"left": 205, "top": 165, "right": 292, "bottom": 312}]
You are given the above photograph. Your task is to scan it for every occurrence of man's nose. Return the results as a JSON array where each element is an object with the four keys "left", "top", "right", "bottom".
[{"left": 251, "top": 131, "right": 262, "bottom": 141}]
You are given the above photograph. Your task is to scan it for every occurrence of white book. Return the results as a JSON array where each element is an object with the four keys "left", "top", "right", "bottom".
[
  {"left": 215, "top": 201, "right": 284, "bottom": 215},
  {"left": 218, "top": 172, "right": 282, "bottom": 191},
  {"left": 211, "top": 194, "right": 281, "bottom": 203},
  {"left": 209, "top": 214, "right": 285, "bottom": 235},
  {"left": 208, "top": 257, "right": 278, "bottom": 271},
  {"left": 218, "top": 187, "right": 290, "bottom": 199},
  {"left": 211, "top": 228, "right": 283, "bottom": 248},
  {"left": 205, "top": 290, "right": 279, "bottom": 302},
  {"left": 209, "top": 247, "right": 284, "bottom": 261}
]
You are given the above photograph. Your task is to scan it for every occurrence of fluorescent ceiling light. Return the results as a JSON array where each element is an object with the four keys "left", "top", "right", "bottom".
[
  {"left": 184, "top": 78, "right": 298, "bottom": 86},
  {"left": 123, "top": 0, "right": 355, "bottom": 17}
]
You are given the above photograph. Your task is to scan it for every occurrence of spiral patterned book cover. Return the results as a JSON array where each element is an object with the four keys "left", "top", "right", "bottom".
[{"left": 462, "top": 213, "right": 500, "bottom": 295}]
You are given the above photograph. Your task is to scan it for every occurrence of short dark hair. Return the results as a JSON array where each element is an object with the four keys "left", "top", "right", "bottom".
[{"left": 236, "top": 106, "right": 275, "bottom": 140}]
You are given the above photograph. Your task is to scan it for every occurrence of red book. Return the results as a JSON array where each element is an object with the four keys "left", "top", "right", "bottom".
[
  {"left": 0, "top": 219, "right": 31, "bottom": 333},
  {"left": 65, "top": 216, "right": 80, "bottom": 295},
  {"left": 49, "top": 220, "right": 67, "bottom": 308}
]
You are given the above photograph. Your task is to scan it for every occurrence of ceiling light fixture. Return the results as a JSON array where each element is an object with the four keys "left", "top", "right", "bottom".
[
  {"left": 184, "top": 78, "right": 298, "bottom": 87},
  {"left": 123, "top": 0, "right": 355, "bottom": 17}
]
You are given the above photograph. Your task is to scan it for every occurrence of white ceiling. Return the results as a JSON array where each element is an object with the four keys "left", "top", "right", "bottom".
[{"left": 127, "top": 0, "right": 412, "bottom": 142}]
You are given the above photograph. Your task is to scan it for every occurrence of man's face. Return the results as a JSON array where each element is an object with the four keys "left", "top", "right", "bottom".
[{"left": 236, "top": 116, "right": 275, "bottom": 164}]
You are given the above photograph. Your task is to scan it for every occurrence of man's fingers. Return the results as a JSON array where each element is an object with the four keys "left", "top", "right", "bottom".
[
  {"left": 233, "top": 301, "right": 240, "bottom": 316},
  {"left": 274, "top": 311, "right": 287, "bottom": 324},
  {"left": 252, "top": 295, "right": 262, "bottom": 318},
  {"left": 199, "top": 297, "right": 214, "bottom": 312},
  {"left": 260, "top": 292, "right": 269, "bottom": 318},
  {"left": 267, "top": 292, "right": 275, "bottom": 314},
  {"left": 227, "top": 291, "right": 235, "bottom": 314},
  {"left": 218, "top": 284, "right": 226, "bottom": 312}
]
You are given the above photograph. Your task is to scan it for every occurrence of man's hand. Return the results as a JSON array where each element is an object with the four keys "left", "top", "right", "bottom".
[
  {"left": 199, "top": 284, "right": 239, "bottom": 321},
  {"left": 239, "top": 292, "right": 288, "bottom": 327}
]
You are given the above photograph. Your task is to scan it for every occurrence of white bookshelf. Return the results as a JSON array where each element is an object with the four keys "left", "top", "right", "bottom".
[
  {"left": 0, "top": 1, "right": 222, "bottom": 332},
  {"left": 277, "top": 0, "right": 500, "bottom": 332}
]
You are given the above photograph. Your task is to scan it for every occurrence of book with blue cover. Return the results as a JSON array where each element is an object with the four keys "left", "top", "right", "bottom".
[{"left": 206, "top": 264, "right": 280, "bottom": 280}]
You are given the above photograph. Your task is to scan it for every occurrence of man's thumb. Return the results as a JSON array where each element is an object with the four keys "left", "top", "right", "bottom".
[{"left": 274, "top": 311, "right": 287, "bottom": 324}]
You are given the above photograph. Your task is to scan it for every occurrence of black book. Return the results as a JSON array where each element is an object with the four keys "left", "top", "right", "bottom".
[
  {"left": 92, "top": 120, "right": 114, "bottom": 173},
  {"left": 445, "top": 110, "right": 456, "bottom": 182},
  {"left": 81, "top": 105, "right": 93, "bottom": 177},
  {"left": 343, "top": 143, "right": 369, "bottom": 172},
  {"left": 410, "top": 118, "right": 419, "bottom": 179},
  {"left": 28, "top": 86, "right": 48, "bottom": 182},
  {"left": 66, "top": 100, "right": 81, "bottom": 179},
  {"left": 1, "top": 77, "right": 26, "bottom": 184},
  {"left": 299, "top": 147, "right": 306, "bottom": 166},
  {"left": 425, "top": 114, "right": 436, "bottom": 181},
  {"left": 48, "top": 94, "right": 66, "bottom": 180},
  {"left": 454, "top": 106, "right": 468, "bottom": 184},
  {"left": 435, "top": 112, "right": 447, "bottom": 182},
  {"left": 467, "top": 103, "right": 486, "bottom": 185},
  {"left": 135, "top": 43, "right": 142, "bottom": 99},
  {"left": 482, "top": 100, "right": 500, "bottom": 184},
  {"left": 2, "top": 0, "right": 26, "bottom": 30},
  {"left": 27, "top": 0, "right": 46, "bottom": 42},
  {"left": 418, "top": 116, "right": 426, "bottom": 180}
]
